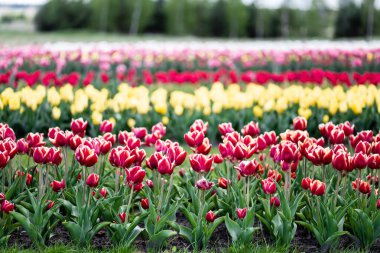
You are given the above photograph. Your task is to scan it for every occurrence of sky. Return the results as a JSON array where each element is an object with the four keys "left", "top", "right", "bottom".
[{"left": 0, "top": 0, "right": 378, "bottom": 10}]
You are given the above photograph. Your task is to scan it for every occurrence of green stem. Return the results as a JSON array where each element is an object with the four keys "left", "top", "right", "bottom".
[
  {"left": 64, "top": 147, "right": 68, "bottom": 184},
  {"left": 115, "top": 168, "right": 120, "bottom": 193},
  {"left": 2, "top": 168, "right": 5, "bottom": 192},
  {"left": 157, "top": 177, "right": 165, "bottom": 215},
  {"left": 322, "top": 165, "right": 326, "bottom": 184},
  {"left": 43, "top": 164, "right": 50, "bottom": 196},
  {"left": 125, "top": 185, "right": 135, "bottom": 224},
  {"left": 164, "top": 173, "right": 175, "bottom": 209},
  {"left": 333, "top": 171, "right": 341, "bottom": 208},
  {"left": 38, "top": 166, "right": 43, "bottom": 201}
]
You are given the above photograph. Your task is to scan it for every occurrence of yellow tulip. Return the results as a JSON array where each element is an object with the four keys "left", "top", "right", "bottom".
[{"left": 52, "top": 107, "right": 61, "bottom": 120}]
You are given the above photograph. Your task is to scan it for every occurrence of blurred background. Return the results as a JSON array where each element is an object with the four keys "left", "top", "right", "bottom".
[{"left": 0, "top": 0, "right": 379, "bottom": 42}]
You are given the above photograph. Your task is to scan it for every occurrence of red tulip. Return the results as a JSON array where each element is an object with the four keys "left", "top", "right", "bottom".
[
  {"left": 329, "top": 129, "right": 345, "bottom": 145},
  {"left": 367, "top": 154, "right": 380, "bottom": 169},
  {"left": 109, "top": 147, "right": 135, "bottom": 168},
  {"left": 241, "top": 121, "right": 260, "bottom": 137},
  {"left": 232, "top": 142, "right": 248, "bottom": 161},
  {"left": 309, "top": 180, "right": 326, "bottom": 196},
  {"left": 195, "top": 178, "right": 213, "bottom": 190},
  {"left": 16, "top": 138, "right": 29, "bottom": 154},
  {"left": 332, "top": 152, "right": 351, "bottom": 171},
  {"left": 50, "top": 148, "right": 63, "bottom": 166},
  {"left": 257, "top": 135, "right": 268, "bottom": 151},
  {"left": 118, "top": 212, "right": 126, "bottom": 223},
  {"left": 263, "top": 131, "right": 277, "bottom": 146},
  {"left": 146, "top": 179, "right": 154, "bottom": 188},
  {"left": 132, "top": 127, "right": 147, "bottom": 139},
  {"left": 167, "top": 146, "right": 186, "bottom": 166},
  {"left": 126, "top": 166, "right": 146, "bottom": 184},
  {"left": 236, "top": 208, "right": 247, "bottom": 219},
  {"left": 75, "top": 144, "right": 98, "bottom": 167},
  {"left": 26, "top": 133, "right": 45, "bottom": 150},
  {"left": 293, "top": 116, "right": 307, "bottom": 131},
  {"left": 301, "top": 177, "right": 313, "bottom": 190},
  {"left": 49, "top": 129, "right": 73, "bottom": 147},
  {"left": 218, "top": 141, "right": 234, "bottom": 159},
  {"left": 50, "top": 179, "right": 65, "bottom": 192},
  {"left": 189, "top": 119, "right": 208, "bottom": 134},
  {"left": 213, "top": 154, "right": 224, "bottom": 164},
  {"left": 103, "top": 132, "right": 116, "bottom": 145},
  {"left": 270, "top": 196, "right": 281, "bottom": 207},
  {"left": 218, "top": 122, "right": 234, "bottom": 136},
  {"left": 157, "top": 157, "right": 174, "bottom": 175},
  {"left": 100, "top": 120, "right": 114, "bottom": 134},
  {"left": 178, "top": 168, "right": 186, "bottom": 177},
  {"left": 340, "top": 121, "right": 354, "bottom": 136},
  {"left": 46, "top": 200, "right": 55, "bottom": 210},
  {"left": 352, "top": 153, "right": 367, "bottom": 169},
  {"left": 268, "top": 169, "right": 282, "bottom": 182},
  {"left": 206, "top": 210, "right": 216, "bottom": 222},
  {"left": 377, "top": 199, "right": 380, "bottom": 209},
  {"left": 0, "top": 192, "right": 5, "bottom": 202},
  {"left": 144, "top": 133, "right": 160, "bottom": 146},
  {"left": 86, "top": 173, "right": 99, "bottom": 188},
  {"left": 1, "top": 200, "right": 14, "bottom": 213},
  {"left": 196, "top": 138, "right": 212, "bottom": 155},
  {"left": 280, "top": 141, "right": 299, "bottom": 163},
  {"left": 26, "top": 173, "right": 32, "bottom": 185},
  {"left": 146, "top": 152, "right": 163, "bottom": 170},
  {"left": 352, "top": 179, "right": 371, "bottom": 195},
  {"left": 141, "top": 198, "right": 149, "bottom": 209},
  {"left": 0, "top": 124, "right": 15, "bottom": 141},
  {"left": 261, "top": 178, "right": 276, "bottom": 194},
  {"left": 99, "top": 187, "right": 107, "bottom": 198},
  {"left": 69, "top": 135, "right": 83, "bottom": 151},
  {"left": 189, "top": 154, "right": 213, "bottom": 173},
  {"left": 236, "top": 159, "right": 259, "bottom": 177},
  {"left": 218, "top": 177, "right": 229, "bottom": 189},
  {"left": 354, "top": 141, "right": 371, "bottom": 155},
  {"left": 0, "top": 151, "right": 9, "bottom": 169},
  {"left": 184, "top": 130, "right": 204, "bottom": 147},
  {"left": 151, "top": 122, "right": 166, "bottom": 138},
  {"left": 71, "top": 118, "right": 88, "bottom": 137},
  {"left": 33, "top": 147, "right": 50, "bottom": 164}
]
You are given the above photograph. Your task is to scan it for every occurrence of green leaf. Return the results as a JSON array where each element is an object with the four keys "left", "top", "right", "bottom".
[
  {"left": 148, "top": 229, "right": 177, "bottom": 248},
  {"left": 225, "top": 214, "right": 241, "bottom": 242}
]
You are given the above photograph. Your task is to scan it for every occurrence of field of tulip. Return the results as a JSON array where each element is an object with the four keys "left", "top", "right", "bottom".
[{"left": 0, "top": 116, "right": 379, "bottom": 252}]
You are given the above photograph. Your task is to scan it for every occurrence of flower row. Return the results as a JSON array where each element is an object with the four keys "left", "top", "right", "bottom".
[
  {"left": 0, "top": 117, "right": 379, "bottom": 251},
  {"left": 2, "top": 69, "right": 380, "bottom": 87}
]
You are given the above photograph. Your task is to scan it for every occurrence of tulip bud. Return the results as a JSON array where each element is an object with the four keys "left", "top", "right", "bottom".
[
  {"left": 377, "top": 199, "right": 380, "bottom": 209},
  {"left": 205, "top": 210, "right": 216, "bottom": 222},
  {"left": 218, "top": 177, "right": 228, "bottom": 189},
  {"left": 118, "top": 212, "right": 126, "bottom": 223},
  {"left": 236, "top": 208, "right": 247, "bottom": 219},
  {"left": 352, "top": 179, "right": 371, "bottom": 195},
  {"left": 86, "top": 173, "right": 99, "bottom": 188},
  {"left": 99, "top": 120, "right": 114, "bottom": 134},
  {"left": 301, "top": 177, "right": 313, "bottom": 190},
  {"left": 270, "top": 196, "right": 280, "bottom": 207},
  {"left": 178, "top": 168, "right": 186, "bottom": 177},
  {"left": 99, "top": 187, "right": 107, "bottom": 198},
  {"left": 0, "top": 192, "right": 5, "bottom": 202},
  {"left": 46, "top": 200, "right": 55, "bottom": 210},
  {"left": 146, "top": 179, "right": 154, "bottom": 188},
  {"left": 1, "top": 200, "right": 14, "bottom": 214},
  {"left": 0, "top": 151, "right": 9, "bottom": 169},
  {"left": 309, "top": 180, "right": 326, "bottom": 196},
  {"left": 50, "top": 179, "right": 65, "bottom": 192},
  {"left": 293, "top": 116, "right": 307, "bottom": 131},
  {"left": 261, "top": 178, "right": 276, "bottom": 195},
  {"left": 141, "top": 198, "right": 149, "bottom": 210}
]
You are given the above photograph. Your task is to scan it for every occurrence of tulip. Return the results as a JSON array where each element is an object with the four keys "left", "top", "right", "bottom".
[
  {"left": 69, "top": 135, "right": 83, "bottom": 151},
  {"left": 184, "top": 130, "right": 204, "bottom": 147},
  {"left": 340, "top": 121, "right": 354, "bottom": 136},
  {"left": 0, "top": 139, "right": 17, "bottom": 159},
  {"left": 332, "top": 152, "right": 351, "bottom": 171},
  {"left": 196, "top": 138, "right": 212, "bottom": 155},
  {"left": 377, "top": 199, "right": 380, "bottom": 209},
  {"left": 301, "top": 177, "right": 313, "bottom": 190},
  {"left": 178, "top": 168, "right": 186, "bottom": 177},
  {"left": 232, "top": 142, "right": 248, "bottom": 161},
  {"left": 132, "top": 127, "right": 147, "bottom": 139},
  {"left": 109, "top": 147, "right": 135, "bottom": 168},
  {"left": 146, "top": 152, "right": 163, "bottom": 170},
  {"left": 26, "top": 133, "right": 45, "bottom": 149},
  {"left": 33, "top": 147, "right": 50, "bottom": 164},
  {"left": 0, "top": 151, "right": 9, "bottom": 169},
  {"left": 261, "top": 178, "right": 276, "bottom": 194},
  {"left": 218, "top": 122, "right": 234, "bottom": 136},
  {"left": 157, "top": 157, "right": 174, "bottom": 175},
  {"left": 50, "top": 148, "right": 63, "bottom": 166},
  {"left": 195, "top": 178, "right": 213, "bottom": 190},
  {"left": 189, "top": 154, "right": 213, "bottom": 173},
  {"left": 293, "top": 116, "right": 307, "bottom": 131},
  {"left": 218, "top": 177, "right": 228, "bottom": 189},
  {"left": 46, "top": 200, "right": 55, "bottom": 210},
  {"left": 268, "top": 169, "right": 282, "bottom": 182},
  {"left": 206, "top": 210, "right": 216, "bottom": 222},
  {"left": 270, "top": 196, "right": 281, "bottom": 207},
  {"left": 241, "top": 121, "right": 260, "bottom": 137},
  {"left": 309, "top": 180, "right": 326, "bottom": 196},
  {"left": 236, "top": 159, "right": 259, "bottom": 177},
  {"left": 16, "top": 138, "right": 29, "bottom": 154},
  {"left": 75, "top": 144, "right": 98, "bottom": 167},
  {"left": 71, "top": 118, "right": 88, "bottom": 137},
  {"left": 0, "top": 125, "right": 15, "bottom": 141},
  {"left": 151, "top": 122, "right": 166, "bottom": 138},
  {"left": 126, "top": 166, "right": 146, "bottom": 185},
  {"left": 99, "top": 120, "right": 114, "bottom": 133},
  {"left": 218, "top": 141, "right": 234, "bottom": 159},
  {"left": 103, "top": 132, "right": 116, "bottom": 145},
  {"left": 354, "top": 141, "right": 371, "bottom": 154},
  {"left": 49, "top": 130, "right": 73, "bottom": 147},
  {"left": 263, "top": 131, "right": 277, "bottom": 146},
  {"left": 50, "top": 179, "right": 65, "bottom": 192},
  {"left": 213, "top": 154, "right": 224, "bottom": 164},
  {"left": 118, "top": 212, "right": 126, "bottom": 223},
  {"left": 144, "top": 133, "right": 160, "bottom": 146},
  {"left": 0, "top": 192, "right": 5, "bottom": 202},
  {"left": 1, "top": 200, "right": 14, "bottom": 214},
  {"left": 167, "top": 146, "right": 186, "bottom": 166},
  {"left": 352, "top": 180, "right": 371, "bottom": 195},
  {"left": 26, "top": 173, "right": 32, "bottom": 186},
  {"left": 257, "top": 135, "right": 267, "bottom": 151},
  {"left": 86, "top": 173, "right": 99, "bottom": 188},
  {"left": 352, "top": 153, "right": 367, "bottom": 169},
  {"left": 367, "top": 154, "right": 380, "bottom": 169},
  {"left": 99, "top": 187, "right": 107, "bottom": 198},
  {"left": 280, "top": 142, "right": 299, "bottom": 163},
  {"left": 146, "top": 179, "right": 154, "bottom": 188},
  {"left": 329, "top": 129, "right": 345, "bottom": 145},
  {"left": 131, "top": 148, "right": 146, "bottom": 166},
  {"left": 236, "top": 208, "right": 247, "bottom": 219},
  {"left": 141, "top": 198, "right": 149, "bottom": 209}
]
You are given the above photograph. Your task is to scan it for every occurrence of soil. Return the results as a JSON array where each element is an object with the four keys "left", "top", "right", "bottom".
[{"left": 7, "top": 219, "right": 380, "bottom": 252}]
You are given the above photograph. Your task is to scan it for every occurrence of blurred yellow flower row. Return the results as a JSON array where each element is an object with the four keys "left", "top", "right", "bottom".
[{"left": 1, "top": 82, "right": 379, "bottom": 125}]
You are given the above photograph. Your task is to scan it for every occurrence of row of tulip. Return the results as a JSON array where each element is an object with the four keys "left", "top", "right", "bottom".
[
  {"left": 0, "top": 117, "right": 379, "bottom": 251},
  {"left": 1, "top": 45, "right": 379, "bottom": 74},
  {"left": 2, "top": 69, "right": 380, "bottom": 87},
  {"left": 0, "top": 82, "right": 379, "bottom": 140}
]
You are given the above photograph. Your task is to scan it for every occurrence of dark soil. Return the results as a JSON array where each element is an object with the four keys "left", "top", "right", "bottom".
[{"left": 7, "top": 219, "right": 380, "bottom": 252}]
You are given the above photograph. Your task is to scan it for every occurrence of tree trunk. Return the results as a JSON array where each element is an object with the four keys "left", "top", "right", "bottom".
[{"left": 129, "top": 0, "right": 143, "bottom": 35}]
